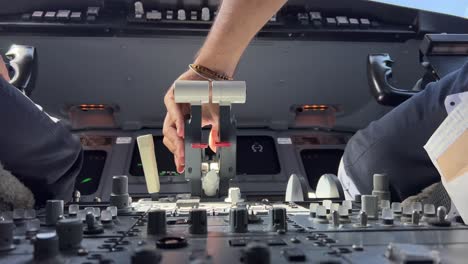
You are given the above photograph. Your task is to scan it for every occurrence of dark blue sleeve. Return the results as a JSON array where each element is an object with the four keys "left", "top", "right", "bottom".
[
  {"left": 343, "top": 60, "right": 468, "bottom": 201},
  {"left": 0, "top": 77, "right": 82, "bottom": 205}
]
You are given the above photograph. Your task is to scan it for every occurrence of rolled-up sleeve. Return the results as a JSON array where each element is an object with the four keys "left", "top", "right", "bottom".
[{"left": 0, "top": 77, "right": 82, "bottom": 205}]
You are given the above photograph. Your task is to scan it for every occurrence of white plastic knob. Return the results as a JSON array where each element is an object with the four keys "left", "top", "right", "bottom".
[
  {"left": 25, "top": 209, "right": 36, "bottom": 219},
  {"left": 1, "top": 211, "right": 12, "bottom": 221},
  {"left": 101, "top": 210, "right": 112, "bottom": 222},
  {"left": 331, "top": 203, "right": 340, "bottom": 212},
  {"left": 413, "top": 202, "right": 423, "bottom": 212},
  {"left": 342, "top": 200, "right": 352, "bottom": 210},
  {"left": 403, "top": 204, "right": 413, "bottom": 215},
  {"left": 382, "top": 208, "right": 394, "bottom": 220},
  {"left": 380, "top": 200, "right": 390, "bottom": 209},
  {"left": 225, "top": 187, "right": 243, "bottom": 204},
  {"left": 316, "top": 205, "right": 327, "bottom": 217},
  {"left": 93, "top": 208, "right": 101, "bottom": 218},
  {"left": 309, "top": 203, "right": 319, "bottom": 213},
  {"left": 26, "top": 218, "right": 41, "bottom": 232},
  {"left": 69, "top": 204, "right": 79, "bottom": 215},
  {"left": 13, "top": 209, "right": 25, "bottom": 219},
  {"left": 84, "top": 207, "right": 94, "bottom": 217},
  {"left": 338, "top": 205, "right": 349, "bottom": 216},
  {"left": 77, "top": 210, "right": 86, "bottom": 221},
  {"left": 391, "top": 202, "right": 402, "bottom": 213},
  {"left": 107, "top": 206, "right": 118, "bottom": 217},
  {"left": 322, "top": 200, "right": 332, "bottom": 210},
  {"left": 424, "top": 204, "right": 436, "bottom": 215}
]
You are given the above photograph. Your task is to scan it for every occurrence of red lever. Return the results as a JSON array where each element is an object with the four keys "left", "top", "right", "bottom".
[{"left": 215, "top": 142, "right": 231, "bottom": 148}]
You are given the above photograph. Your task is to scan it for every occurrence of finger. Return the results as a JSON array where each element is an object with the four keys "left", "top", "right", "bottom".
[
  {"left": 208, "top": 126, "right": 219, "bottom": 153},
  {"left": 163, "top": 116, "right": 185, "bottom": 160},
  {"left": 174, "top": 156, "right": 185, "bottom": 174},
  {"left": 163, "top": 136, "right": 176, "bottom": 154},
  {"left": 164, "top": 89, "right": 185, "bottom": 138},
  {"left": 164, "top": 129, "right": 185, "bottom": 173}
]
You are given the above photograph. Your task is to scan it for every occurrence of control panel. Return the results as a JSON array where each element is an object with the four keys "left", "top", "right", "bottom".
[
  {"left": 2, "top": 0, "right": 467, "bottom": 39},
  {"left": 1, "top": 174, "right": 467, "bottom": 263},
  {"left": 73, "top": 130, "right": 350, "bottom": 202}
]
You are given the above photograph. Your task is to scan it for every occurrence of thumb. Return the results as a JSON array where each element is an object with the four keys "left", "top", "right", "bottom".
[{"left": 208, "top": 126, "right": 219, "bottom": 153}]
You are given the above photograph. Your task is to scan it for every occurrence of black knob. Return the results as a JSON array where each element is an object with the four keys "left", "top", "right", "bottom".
[
  {"left": 229, "top": 207, "right": 248, "bottom": 233},
  {"left": 56, "top": 218, "right": 83, "bottom": 250},
  {"left": 110, "top": 175, "right": 130, "bottom": 210},
  {"left": 34, "top": 232, "right": 60, "bottom": 261},
  {"left": 131, "top": 246, "right": 162, "bottom": 264},
  {"left": 269, "top": 208, "right": 287, "bottom": 232},
  {"left": 242, "top": 242, "right": 270, "bottom": 264},
  {"left": 147, "top": 209, "right": 166, "bottom": 235},
  {"left": 45, "top": 200, "right": 64, "bottom": 226},
  {"left": 0, "top": 220, "right": 15, "bottom": 251},
  {"left": 189, "top": 209, "right": 207, "bottom": 234}
]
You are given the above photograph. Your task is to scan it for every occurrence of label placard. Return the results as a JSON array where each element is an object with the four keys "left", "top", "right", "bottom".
[
  {"left": 116, "top": 137, "right": 132, "bottom": 144},
  {"left": 277, "top": 137, "right": 292, "bottom": 145}
]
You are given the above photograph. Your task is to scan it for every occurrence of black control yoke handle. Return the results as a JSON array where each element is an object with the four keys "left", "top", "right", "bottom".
[
  {"left": 367, "top": 53, "right": 416, "bottom": 106},
  {"left": 4, "top": 44, "right": 36, "bottom": 95}
]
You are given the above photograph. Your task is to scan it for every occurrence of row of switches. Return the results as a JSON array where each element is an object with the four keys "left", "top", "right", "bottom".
[
  {"left": 134, "top": 2, "right": 211, "bottom": 21},
  {"left": 299, "top": 12, "right": 374, "bottom": 28},
  {"left": 27, "top": 7, "right": 100, "bottom": 22}
]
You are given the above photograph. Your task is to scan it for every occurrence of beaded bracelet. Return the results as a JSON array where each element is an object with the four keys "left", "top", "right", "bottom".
[{"left": 188, "top": 64, "right": 233, "bottom": 81}]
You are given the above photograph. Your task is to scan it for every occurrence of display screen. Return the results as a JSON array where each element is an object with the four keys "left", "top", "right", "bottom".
[
  {"left": 300, "top": 149, "right": 344, "bottom": 189},
  {"left": 129, "top": 136, "right": 179, "bottom": 177},
  {"left": 129, "top": 135, "right": 281, "bottom": 176},
  {"left": 74, "top": 150, "right": 107, "bottom": 195},
  {"left": 237, "top": 136, "right": 281, "bottom": 175}
]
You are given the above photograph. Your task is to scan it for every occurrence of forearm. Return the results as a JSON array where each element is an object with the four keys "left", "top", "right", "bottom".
[
  {"left": 194, "top": 0, "right": 286, "bottom": 77},
  {"left": 0, "top": 78, "right": 82, "bottom": 203}
]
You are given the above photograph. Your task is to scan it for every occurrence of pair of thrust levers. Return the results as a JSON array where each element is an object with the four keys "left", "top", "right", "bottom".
[{"left": 136, "top": 81, "right": 247, "bottom": 199}]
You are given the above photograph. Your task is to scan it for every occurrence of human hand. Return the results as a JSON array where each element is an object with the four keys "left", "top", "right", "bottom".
[
  {"left": 0, "top": 55, "right": 10, "bottom": 82},
  {"left": 163, "top": 70, "right": 220, "bottom": 173}
]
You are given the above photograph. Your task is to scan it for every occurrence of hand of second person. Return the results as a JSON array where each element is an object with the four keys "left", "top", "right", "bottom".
[
  {"left": 163, "top": 70, "right": 220, "bottom": 173},
  {"left": 0, "top": 56, "right": 10, "bottom": 82}
]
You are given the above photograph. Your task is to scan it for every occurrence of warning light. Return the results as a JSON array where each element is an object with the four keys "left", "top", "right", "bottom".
[
  {"left": 302, "top": 105, "right": 329, "bottom": 111},
  {"left": 79, "top": 104, "right": 106, "bottom": 111}
]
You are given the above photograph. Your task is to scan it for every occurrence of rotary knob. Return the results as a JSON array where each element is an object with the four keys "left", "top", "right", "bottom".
[
  {"left": 131, "top": 246, "right": 162, "bottom": 264},
  {"left": 45, "top": 200, "right": 64, "bottom": 226},
  {"left": 0, "top": 220, "right": 15, "bottom": 251},
  {"left": 34, "top": 232, "right": 60, "bottom": 261},
  {"left": 229, "top": 207, "right": 248, "bottom": 233},
  {"left": 110, "top": 175, "right": 130, "bottom": 210},
  {"left": 189, "top": 209, "right": 207, "bottom": 234},
  {"left": 361, "top": 195, "right": 378, "bottom": 220},
  {"left": 56, "top": 218, "right": 83, "bottom": 250},
  {"left": 372, "top": 173, "right": 390, "bottom": 202},
  {"left": 269, "top": 208, "right": 287, "bottom": 232},
  {"left": 147, "top": 209, "right": 167, "bottom": 235},
  {"left": 241, "top": 242, "right": 270, "bottom": 264}
]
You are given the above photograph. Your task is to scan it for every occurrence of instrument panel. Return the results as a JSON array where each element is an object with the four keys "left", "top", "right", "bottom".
[{"left": 74, "top": 129, "right": 350, "bottom": 201}]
